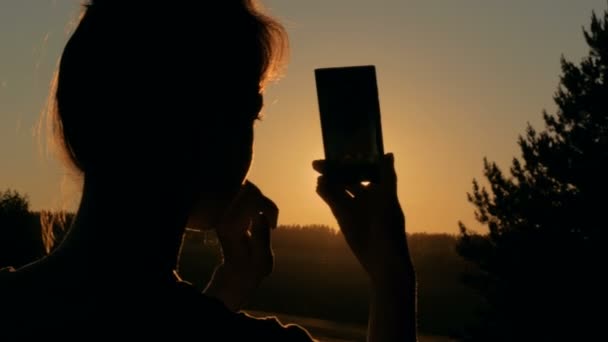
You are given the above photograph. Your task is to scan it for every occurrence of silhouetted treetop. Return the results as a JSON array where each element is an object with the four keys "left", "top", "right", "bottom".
[{"left": 458, "top": 7, "right": 608, "bottom": 342}]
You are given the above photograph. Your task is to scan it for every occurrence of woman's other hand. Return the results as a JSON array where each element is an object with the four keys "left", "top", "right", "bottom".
[{"left": 204, "top": 181, "right": 278, "bottom": 311}]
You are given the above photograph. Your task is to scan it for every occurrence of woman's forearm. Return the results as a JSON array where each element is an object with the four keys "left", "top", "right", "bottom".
[{"left": 368, "top": 265, "right": 417, "bottom": 342}]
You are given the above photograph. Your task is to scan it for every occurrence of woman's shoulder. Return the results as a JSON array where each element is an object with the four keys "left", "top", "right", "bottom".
[
  {"left": 0, "top": 270, "right": 315, "bottom": 341},
  {"left": 232, "top": 311, "right": 316, "bottom": 341},
  {"left": 0, "top": 264, "right": 50, "bottom": 304},
  {"left": 0, "top": 266, "right": 17, "bottom": 289},
  {"left": 175, "top": 281, "right": 315, "bottom": 341},
  {"left": 0, "top": 262, "right": 51, "bottom": 290},
  {"left": 0, "top": 265, "right": 46, "bottom": 332}
]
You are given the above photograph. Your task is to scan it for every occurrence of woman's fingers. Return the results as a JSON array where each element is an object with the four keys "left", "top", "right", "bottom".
[
  {"left": 240, "top": 181, "right": 278, "bottom": 227},
  {"left": 217, "top": 181, "right": 277, "bottom": 232},
  {"left": 312, "top": 159, "right": 326, "bottom": 174},
  {"left": 250, "top": 213, "right": 274, "bottom": 276},
  {"left": 251, "top": 213, "right": 271, "bottom": 248},
  {"left": 379, "top": 153, "right": 398, "bottom": 193},
  {"left": 259, "top": 195, "right": 279, "bottom": 230},
  {"left": 316, "top": 176, "right": 355, "bottom": 219}
]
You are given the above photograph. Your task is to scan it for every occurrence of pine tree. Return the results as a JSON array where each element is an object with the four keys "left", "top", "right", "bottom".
[{"left": 458, "top": 9, "right": 608, "bottom": 341}]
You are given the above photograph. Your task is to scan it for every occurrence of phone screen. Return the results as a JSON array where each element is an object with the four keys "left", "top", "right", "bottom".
[{"left": 314, "top": 65, "right": 384, "bottom": 181}]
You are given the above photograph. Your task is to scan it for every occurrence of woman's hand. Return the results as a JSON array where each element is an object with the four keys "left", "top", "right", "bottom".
[
  {"left": 204, "top": 181, "right": 278, "bottom": 311},
  {"left": 315, "top": 153, "right": 417, "bottom": 341},
  {"left": 313, "top": 154, "right": 413, "bottom": 285}
]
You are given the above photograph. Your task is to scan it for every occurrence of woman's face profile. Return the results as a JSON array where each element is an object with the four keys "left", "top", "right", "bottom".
[{"left": 185, "top": 92, "right": 262, "bottom": 230}]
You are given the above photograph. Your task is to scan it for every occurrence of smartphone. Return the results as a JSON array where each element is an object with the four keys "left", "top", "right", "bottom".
[{"left": 314, "top": 65, "right": 385, "bottom": 182}]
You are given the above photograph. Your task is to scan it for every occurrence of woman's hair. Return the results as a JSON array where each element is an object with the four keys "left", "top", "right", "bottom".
[
  {"left": 48, "top": 0, "right": 288, "bottom": 175},
  {"left": 41, "top": 0, "right": 288, "bottom": 252}
]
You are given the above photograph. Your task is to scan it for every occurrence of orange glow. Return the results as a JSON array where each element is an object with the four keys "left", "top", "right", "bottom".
[{"left": 2, "top": 0, "right": 604, "bottom": 234}]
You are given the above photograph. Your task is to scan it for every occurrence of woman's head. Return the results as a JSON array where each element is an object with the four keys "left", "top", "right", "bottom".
[{"left": 50, "top": 1, "right": 287, "bottom": 217}]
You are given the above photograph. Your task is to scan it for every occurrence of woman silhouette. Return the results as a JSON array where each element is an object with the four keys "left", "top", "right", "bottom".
[{"left": 0, "top": 1, "right": 417, "bottom": 341}]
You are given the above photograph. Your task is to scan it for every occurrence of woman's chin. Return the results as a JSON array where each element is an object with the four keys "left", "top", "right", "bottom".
[{"left": 186, "top": 182, "right": 246, "bottom": 231}]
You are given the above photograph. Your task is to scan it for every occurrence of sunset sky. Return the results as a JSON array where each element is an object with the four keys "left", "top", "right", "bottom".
[{"left": 1, "top": 0, "right": 606, "bottom": 234}]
